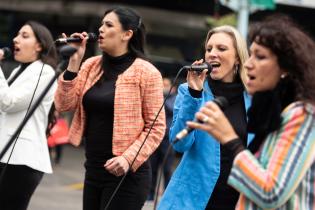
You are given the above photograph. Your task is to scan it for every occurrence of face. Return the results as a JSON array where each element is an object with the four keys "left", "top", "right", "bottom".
[
  {"left": 13, "top": 25, "right": 42, "bottom": 63},
  {"left": 205, "top": 32, "right": 238, "bottom": 83},
  {"left": 98, "top": 11, "right": 131, "bottom": 56},
  {"left": 245, "top": 42, "right": 284, "bottom": 95}
]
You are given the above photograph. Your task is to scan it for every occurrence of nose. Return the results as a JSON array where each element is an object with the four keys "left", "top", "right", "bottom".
[
  {"left": 98, "top": 25, "right": 103, "bottom": 34},
  {"left": 13, "top": 36, "right": 18, "bottom": 44},
  {"left": 244, "top": 56, "right": 254, "bottom": 70},
  {"left": 208, "top": 49, "right": 218, "bottom": 59}
]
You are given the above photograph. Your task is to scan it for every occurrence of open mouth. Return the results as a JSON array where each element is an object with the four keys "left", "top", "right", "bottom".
[
  {"left": 210, "top": 62, "right": 221, "bottom": 69},
  {"left": 14, "top": 46, "right": 20, "bottom": 53},
  {"left": 248, "top": 75, "right": 256, "bottom": 80}
]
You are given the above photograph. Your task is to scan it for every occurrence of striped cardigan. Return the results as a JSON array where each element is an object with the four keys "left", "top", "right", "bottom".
[
  {"left": 54, "top": 56, "right": 166, "bottom": 171},
  {"left": 228, "top": 101, "right": 315, "bottom": 210}
]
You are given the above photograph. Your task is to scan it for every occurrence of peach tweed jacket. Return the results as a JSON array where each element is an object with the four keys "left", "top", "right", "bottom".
[{"left": 54, "top": 56, "right": 166, "bottom": 171}]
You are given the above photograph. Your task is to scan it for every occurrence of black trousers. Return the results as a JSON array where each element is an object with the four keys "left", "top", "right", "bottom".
[
  {"left": 83, "top": 161, "right": 151, "bottom": 210},
  {"left": 0, "top": 163, "right": 43, "bottom": 210}
]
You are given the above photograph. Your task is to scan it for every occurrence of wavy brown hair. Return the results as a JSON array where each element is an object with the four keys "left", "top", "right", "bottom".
[{"left": 248, "top": 15, "right": 315, "bottom": 103}]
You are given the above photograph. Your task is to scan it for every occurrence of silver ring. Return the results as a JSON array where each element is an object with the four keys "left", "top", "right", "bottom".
[{"left": 202, "top": 116, "right": 209, "bottom": 123}]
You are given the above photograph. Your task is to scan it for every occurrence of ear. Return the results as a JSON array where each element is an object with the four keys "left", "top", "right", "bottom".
[
  {"left": 234, "top": 56, "right": 240, "bottom": 65},
  {"left": 122, "top": 30, "right": 133, "bottom": 41},
  {"left": 35, "top": 42, "right": 42, "bottom": 53}
]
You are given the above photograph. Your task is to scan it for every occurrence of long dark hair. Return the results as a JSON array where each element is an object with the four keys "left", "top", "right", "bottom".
[
  {"left": 103, "top": 7, "right": 147, "bottom": 59},
  {"left": 25, "top": 20, "right": 58, "bottom": 136},
  {"left": 26, "top": 21, "right": 58, "bottom": 69}
]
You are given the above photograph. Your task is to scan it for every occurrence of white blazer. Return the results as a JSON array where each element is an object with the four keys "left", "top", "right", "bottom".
[{"left": 0, "top": 60, "right": 57, "bottom": 173}]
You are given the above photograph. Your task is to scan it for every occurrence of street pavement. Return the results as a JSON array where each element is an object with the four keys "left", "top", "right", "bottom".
[{"left": 28, "top": 145, "right": 157, "bottom": 210}]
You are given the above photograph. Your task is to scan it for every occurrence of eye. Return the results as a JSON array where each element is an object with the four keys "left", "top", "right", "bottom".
[
  {"left": 218, "top": 46, "right": 227, "bottom": 51},
  {"left": 255, "top": 54, "right": 266, "bottom": 60},
  {"left": 105, "top": 21, "right": 113, "bottom": 27},
  {"left": 206, "top": 48, "right": 212, "bottom": 52}
]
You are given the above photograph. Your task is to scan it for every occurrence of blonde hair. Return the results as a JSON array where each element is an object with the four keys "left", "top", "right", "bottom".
[{"left": 205, "top": 25, "right": 249, "bottom": 90}]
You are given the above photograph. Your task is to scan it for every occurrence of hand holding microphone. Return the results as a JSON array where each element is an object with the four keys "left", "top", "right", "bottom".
[
  {"left": 58, "top": 32, "right": 96, "bottom": 72},
  {"left": 55, "top": 32, "right": 97, "bottom": 45},
  {"left": 186, "top": 59, "right": 211, "bottom": 91},
  {"left": 174, "top": 96, "right": 228, "bottom": 143},
  {"left": 184, "top": 96, "right": 239, "bottom": 145}
]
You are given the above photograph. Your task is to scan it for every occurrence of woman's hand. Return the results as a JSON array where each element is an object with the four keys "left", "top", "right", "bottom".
[
  {"left": 61, "top": 32, "right": 88, "bottom": 72},
  {"left": 186, "top": 100, "right": 238, "bottom": 144},
  {"left": 104, "top": 156, "right": 130, "bottom": 177},
  {"left": 187, "top": 59, "right": 208, "bottom": 91}
]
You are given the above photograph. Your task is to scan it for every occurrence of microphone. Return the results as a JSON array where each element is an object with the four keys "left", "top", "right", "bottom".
[
  {"left": 184, "top": 62, "right": 212, "bottom": 72},
  {"left": 0, "top": 47, "right": 12, "bottom": 60},
  {"left": 174, "top": 96, "right": 228, "bottom": 143},
  {"left": 55, "top": 33, "right": 98, "bottom": 45}
]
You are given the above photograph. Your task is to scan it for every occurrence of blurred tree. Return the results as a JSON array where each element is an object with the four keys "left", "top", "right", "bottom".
[{"left": 205, "top": 13, "right": 237, "bottom": 28}]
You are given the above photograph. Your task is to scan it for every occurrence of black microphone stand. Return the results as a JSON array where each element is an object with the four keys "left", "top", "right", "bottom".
[{"left": 0, "top": 45, "right": 77, "bottom": 159}]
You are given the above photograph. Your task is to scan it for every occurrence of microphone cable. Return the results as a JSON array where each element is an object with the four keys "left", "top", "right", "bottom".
[
  {"left": 0, "top": 44, "right": 55, "bottom": 186},
  {"left": 104, "top": 66, "right": 187, "bottom": 210},
  {"left": 152, "top": 66, "right": 216, "bottom": 210}
]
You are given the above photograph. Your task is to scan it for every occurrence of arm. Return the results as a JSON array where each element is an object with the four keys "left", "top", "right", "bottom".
[
  {"left": 54, "top": 57, "right": 99, "bottom": 112},
  {"left": 54, "top": 31, "right": 89, "bottom": 112},
  {"left": 0, "top": 63, "right": 55, "bottom": 113},
  {"left": 228, "top": 103, "right": 315, "bottom": 208},
  {"left": 169, "top": 84, "right": 204, "bottom": 152}
]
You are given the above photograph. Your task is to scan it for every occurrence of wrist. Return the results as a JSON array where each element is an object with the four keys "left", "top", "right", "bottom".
[{"left": 221, "top": 133, "right": 239, "bottom": 145}]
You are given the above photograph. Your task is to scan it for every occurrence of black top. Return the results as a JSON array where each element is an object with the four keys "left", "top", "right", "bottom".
[
  {"left": 204, "top": 78, "right": 247, "bottom": 210},
  {"left": 65, "top": 52, "right": 136, "bottom": 169}
]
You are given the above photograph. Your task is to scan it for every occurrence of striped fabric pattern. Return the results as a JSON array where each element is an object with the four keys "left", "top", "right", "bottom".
[
  {"left": 54, "top": 56, "right": 166, "bottom": 171},
  {"left": 228, "top": 101, "right": 315, "bottom": 210}
]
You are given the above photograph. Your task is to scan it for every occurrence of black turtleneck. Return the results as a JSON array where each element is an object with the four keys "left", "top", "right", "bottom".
[
  {"left": 204, "top": 77, "right": 247, "bottom": 210},
  {"left": 65, "top": 52, "right": 136, "bottom": 168}
]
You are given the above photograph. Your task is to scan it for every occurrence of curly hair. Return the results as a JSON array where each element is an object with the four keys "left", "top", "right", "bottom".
[{"left": 248, "top": 14, "right": 315, "bottom": 103}]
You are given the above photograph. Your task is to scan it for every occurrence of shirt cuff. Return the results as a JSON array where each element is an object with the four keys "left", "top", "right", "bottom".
[
  {"left": 63, "top": 70, "right": 78, "bottom": 80},
  {"left": 222, "top": 138, "right": 245, "bottom": 160},
  {"left": 188, "top": 87, "right": 202, "bottom": 98}
]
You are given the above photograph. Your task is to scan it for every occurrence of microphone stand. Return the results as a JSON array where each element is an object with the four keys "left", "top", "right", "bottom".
[{"left": 0, "top": 45, "right": 77, "bottom": 159}]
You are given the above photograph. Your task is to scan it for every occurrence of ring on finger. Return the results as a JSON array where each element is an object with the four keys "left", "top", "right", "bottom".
[{"left": 202, "top": 116, "right": 209, "bottom": 123}]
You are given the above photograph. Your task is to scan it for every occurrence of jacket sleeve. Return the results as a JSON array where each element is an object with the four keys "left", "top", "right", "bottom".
[
  {"left": 169, "top": 83, "right": 203, "bottom": 152},
  {"left": 54, "top": 58, "right": 96, "bottom": 112},
  {"left": 0, "top": 63, "right": 55, "bottom": 113},
  {"left": 122, "top": 68, "right": 166, "bottom": 171},
  {"left": 228, "top": 103, "right": 315, "bottom": 209}
]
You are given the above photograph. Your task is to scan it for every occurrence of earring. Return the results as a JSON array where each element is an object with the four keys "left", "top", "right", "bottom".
[
  {"left": 280, "top": 74, "right": 286, "bottom": 79},
  {"left": 234, "top": 64, "right": 239, "bottom": 75}
]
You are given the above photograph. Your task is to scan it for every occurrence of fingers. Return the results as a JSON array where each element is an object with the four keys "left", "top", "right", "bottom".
[
  {"left": 192, "top": 58, "right": 204, "bottom": 65},
  {"left": 104, "top": 157, "right": 129, "bottom": 177}
]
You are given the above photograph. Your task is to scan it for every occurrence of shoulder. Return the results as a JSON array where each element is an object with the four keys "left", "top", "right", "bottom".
[
  {"left": 282, "top": 101, "right": 315, "bottom": 118},
  {"left": 81, "top": 55, "right": 102, "bottom": 69},
  {"left": 132, "top": 58, "right": 160, "bottom": 75},
  {"left": 29, "top": 60, "right": 55, "bottom": 76}
]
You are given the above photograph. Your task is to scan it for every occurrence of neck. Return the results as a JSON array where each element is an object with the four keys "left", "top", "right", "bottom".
[{"left": 106, "top": 45, "right": 128, "bottom": 57}]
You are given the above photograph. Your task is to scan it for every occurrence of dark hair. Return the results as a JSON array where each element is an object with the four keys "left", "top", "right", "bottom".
[
  {"left": 25, "top": 21, "right": 58, "bottom": 69},
  {"left": 103, "top": 7, "right": 147, "bottom": 59},
  {"left": 24, "top": 21, "right": 58, "bottom": 136},
  {"left": 248, "top": 14, "right": 315, "bottom": 103}
]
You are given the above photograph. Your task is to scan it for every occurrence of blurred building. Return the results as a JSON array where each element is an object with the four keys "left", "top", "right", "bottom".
[{"left": 1, "top": 0, "right": 315, "bottom": 77}]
